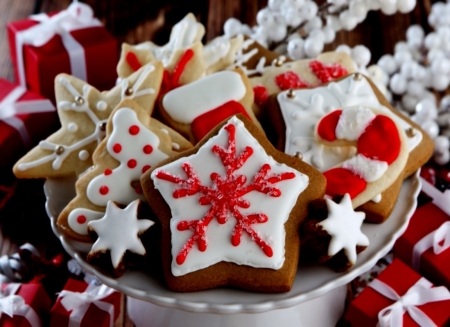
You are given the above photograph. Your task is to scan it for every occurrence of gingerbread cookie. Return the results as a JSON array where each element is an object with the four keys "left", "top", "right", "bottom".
[
  {"left": 117, "top": 13, "right": 242, "bottom": 87},
  {"left": 141, "top": 115, "right": 326, "bottom": 292},
  {"left": 57, "top": 99, "right": 192, "bottom": 242},
  {"left": 87, "top": 200, "right": 154, "bottom": 277},
  {"left": 301, "top": 194, "right": 369, "bottom": 272},
  {"left": 14, "top": 63, "right": 164, "bottom": 179},
  {"left": 268, "top": 73, "right": 434, "bottom": 222},
  {"left": 160, "top": 69, "right": 263, "bottom": 143}
]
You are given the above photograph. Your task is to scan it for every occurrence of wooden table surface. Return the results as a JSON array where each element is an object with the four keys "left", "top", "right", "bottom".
[{"left": 0, "top": 0, "right": 438, "bottom": 82}]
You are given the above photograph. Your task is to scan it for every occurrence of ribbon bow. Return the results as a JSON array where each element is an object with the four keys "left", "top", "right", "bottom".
[
  {"left": 15, "top": 1, "right": 101, "bottom": 86},
  {"left": 412, "top": 221, "right": 450, "bottom": 270},
  {"left": 0, "top": 86, "right": 55, "bottom": 146},
  {"left": 0, "top": 283, "right": 41, "bottom": 327},
  {"left": 58, "top": 283, "right": 115, "bottom": 327},
  {"left": 369, "top": 277, "right": 450, "bottom": 327}
]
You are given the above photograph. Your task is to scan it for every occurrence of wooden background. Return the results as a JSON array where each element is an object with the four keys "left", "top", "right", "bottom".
[{"left": 0, "top": 0, "right": 439, "bottom": 82}]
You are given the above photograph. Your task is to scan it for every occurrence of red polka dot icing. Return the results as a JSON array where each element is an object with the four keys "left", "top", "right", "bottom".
[
  {"left": 127, "top": 159, "right": 137, "bottom": 168},
  {"left": 129, "top": 125, "right": 140, "bottom": 135},
  {"left": 143, "top": 145, "right": 153, "bottom": 154},
  {"left": 113, "top": 144, "right": 122, "bottom": 153},
  {"left": 104, "top": 169, "right": 112, "bottom": 175},
  {"left": 77, "top": 215, "right": 87, "bottom": 224},
  {"left": 142, "top": 165, "right": 151, "bottom": 173},
  {"left": 99, "top": 186, "right": 109, "bottom": 195}
]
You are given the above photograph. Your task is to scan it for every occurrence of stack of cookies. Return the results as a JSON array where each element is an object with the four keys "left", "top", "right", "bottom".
[{"left": 13, "top": 13, "right": 433, "bottom": 293}]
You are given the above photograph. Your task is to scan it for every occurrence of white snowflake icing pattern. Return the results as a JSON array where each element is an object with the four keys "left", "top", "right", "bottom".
[
  {"left": 88, "top": 200, "right": 154, "bottom": 268},
  {"left": 318, "top": 193, "right": 369, "bottom": 264}
]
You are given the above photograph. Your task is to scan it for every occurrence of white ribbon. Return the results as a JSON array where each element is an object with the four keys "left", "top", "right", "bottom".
[
  {"left": 15, "top": 1, "right": 102, "bottom": 86},
  {"left": 0, "top": 283, "right": 41, "bottom": 327},
  {"left": 412, "top": 221, "right": 450, "bottom": 271},
  {"left": 0, "top": 86, "right": 55, "bottom": 147},
  {"left": 369, "top": 277, "right": 450, "bottom": 327},
  {"left": 58, "top": 283, "right": 116, "bottom": 327}
]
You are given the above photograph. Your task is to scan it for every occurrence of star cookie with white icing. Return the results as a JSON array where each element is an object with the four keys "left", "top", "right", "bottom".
[
  {"left": 301, "top": 194, "right": 369, "bottom": 272},
  {"left": 57, "top": 99, "right": 192, "bottom": 243},
  {"left": 14, "top": 63, "right": 164, "bottom": 179},
  {"left": 87, "top": 200, "right": 154, "bottom": 277}
]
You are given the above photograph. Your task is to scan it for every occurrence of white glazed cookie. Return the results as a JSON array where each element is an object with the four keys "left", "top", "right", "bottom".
[
  {"left": 14, "top": 63, "right": 164, "bottom": 178},
  {"left": 87, "top": 200, "right": 154, "bottom": 277}
]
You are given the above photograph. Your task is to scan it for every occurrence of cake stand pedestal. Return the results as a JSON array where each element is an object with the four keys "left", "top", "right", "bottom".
[{"left": 127, "top": 284, "right": 346, "bottom": 327}]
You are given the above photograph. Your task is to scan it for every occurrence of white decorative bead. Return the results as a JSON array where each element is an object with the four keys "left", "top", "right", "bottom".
[
  {"left": 377, "top": 54, "right": 398, "bottom": 75},
  {"left": 434, "top": 150, "right": 450, "bottom": 165},
  {"left": 268, "top": 24, "right": 287, "bottom": 42},
  {"left": 284, "top": 8, "right": 303, "bottom": 27},
  {"left": 304, "top": 17, "right": 322, "bottom": 33},
  {"left": 339, "top": 10, "right": 358, "bottom": 31},
  {"left": 407, "top": 81, "right": 425, "bottom": 96},
  {"left": 406, "top": 25, "right": 424, "bottom": 48},
  {"left": 434, "top": 136, "right": 450, "bottom": 153},
  {"left": 322, "top": 25, "right": 336, "bottom": 43},
  {"left": 351, "top": 45, "right": 371, "bottom": 69},
  {"left": 96, "top": 101, "right": 107, "bottom": 111},
  {"left": 326, "top": 15, "right": 342, "bottom": 32},
  {"left": 402, "top": 93, "right": 419, "bottom": 113},
  {"left": 224, "top": 18, "right": 243, "bottom": 37},
  {"left": 414, "top": 99, "right": 438, "bottom": 123},
  {"left": 437, "top": 112, "right": 450, "bottom": 127},
  {"left": 397, "top": 0, "right": 417, "bottom": 13},
  {"left": 432, "top": 74, "right": 450, "bottom": 92},
  {"left": 268, "top": 0, "right": 284, "bottom": 11},
  {"left": 299, "top": 1, "right": 319, "bottom": 20},
  {"left": 394, "top": 41, "right": 410, "bottom": 53},
  {"left": 304, "top": 35, "right": 324, "bottom": 58},
  {"left": 389, "top": 73, "right": 408, "bottom": 95},
  {"left": 427, "top": 48, "right": 445, "bottom": 62},
  {"left": 287, "top": 38, "right": 305, "bottom": 60},
  {"left": 284, "top": 0, "right": 306, "bottom": 10},
  {"left": 394, "top": 50, "right": 413, "bottom": 64},
  {"left": 399, "top": 61, "right": 416, "bottom": 79},
  {"left": 366, "top": 65, "right": 385, "bottom": 83},
  {"left": 78, "top": 150, "right": 89, "bottom": 161},
  {"left": 67, "top": 122, "right": 78, "bottom": 133},
  {"left": 422, "top": 120, "right": 439, "bottom": 139},
  {"left": 440, "top": 95, "right": 450, "bottom": 112},
  {"left": 349, "top": 1, "right": 368, "bottom": 21},
  {"left": 424, "top": 33, "right": 440, "bottom": 49},
  {"left": 336, "top": 44, "right": 352, "bottom": 55},
  {"left": 431, "top": 58, "right": 450, "bottom": 76},
  {"left": 256, "top": 8, "right": 275, "bottom": 27},
  {"left": 381, "top": 2, "right": 397, "bottom": 15}
]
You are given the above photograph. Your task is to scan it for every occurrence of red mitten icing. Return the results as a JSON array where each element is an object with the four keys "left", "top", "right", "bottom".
[
  {"left": 126, "top": 52, "right": 143, "bottom": 72},
  {"left": 253, "top": 85, "right": 269, "bottom": 107},
  {"left": 275, "top": 71, "right": 309, "bottom": 90},
  {"left": 160, "top": 49, "right": 194, "bottom": 95},
  {"left": 155, "top": 123, "right": 297, "bottom": 264},
  {"left": 309, "top": 60, "right": 348, "bottom": 83},
  {"left": 358, "top": 115, "right": 401, "bottom": 164},
  {"left": 317, "top": 110, "right": 342, "bottom": 142},
  {"left": 323, "top": 168, "right": 367, "bottom": 199},
  {"left": 191, "top": 101, "right": 250, "bottom": 141}
]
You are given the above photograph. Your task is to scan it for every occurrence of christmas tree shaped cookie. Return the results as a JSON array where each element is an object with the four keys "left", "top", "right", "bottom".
[
  {"left": 14, "top": 63, "right": 164, "bottom": 178},
  {"left": 141, "top": 114, "right": 326, "bottom": 292},
  {"left": 57, "top": 99, "right": 192, "bottom": 242}
]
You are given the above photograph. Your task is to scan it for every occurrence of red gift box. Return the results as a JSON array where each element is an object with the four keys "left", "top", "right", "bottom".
[
  {"left": 50, "top": 279, "right": 123, "bottom": 327},
  {"left": 394, "top": 202, "right": 450, "bottom": 289},
  {"left": 0, "top": 283, "right": 52, "bottom": 327},
  {"left": 345, "top": 259, "right": 450, "bottom": 326},
  {"left": 0, "top": 79, "right": 57, "bottom": 169},
  {"left": 7, "top": 2, "right": 118, "bottom": 102}
]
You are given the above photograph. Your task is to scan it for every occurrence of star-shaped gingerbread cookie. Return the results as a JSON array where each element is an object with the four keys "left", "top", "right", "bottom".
[{"left": 14, "top": 63, "right": 164, "bottom": 178}]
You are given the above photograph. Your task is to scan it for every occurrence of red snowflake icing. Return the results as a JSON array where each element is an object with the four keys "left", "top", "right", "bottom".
[
  {"left": 155, "top": 123, "right": 296, "bottom": 265},
  {"left": 309, "top": 60, "right": 348, "bottom": 83},
  {"left": 159, "top": 49, "right": 194, "bottom": 96},
  {"left": 275, "top": 71, "right": 309, "bottom": 90}
]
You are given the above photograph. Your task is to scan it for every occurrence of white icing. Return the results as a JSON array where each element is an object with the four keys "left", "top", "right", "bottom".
[
  {"left": 278, "top": 75, "right": 423, "bottom": 172},
  {"left": 160, "top": 128, "right": 169, "bottom": 134},
  {"left": 335, "top": 106, "right": 376, "bottom": 141},
  {"left": 342, "top": 154, "right": 388, "bottom": 182},
  {"left": 68, "top": 123, "right": 78, "bottom": 132},
  {"left": 68, "top": 208, "right": 104, "bottom": 235},
  {"left": 78, "top": 150, "right": 89, "bottom": 161},
  {"left": 228, "top": 37, "right": 266, "bottom": 76},
  {"left": 96, "top": 101, "right": 107, "bottom": 111},
  {"left": 136, "top": 14, "right": 204, "bottom": 67},
  {"left": 151, "top": 116, "right": 308, "bottom": 276},
  {"left": 318, "top": 194, "right": 369, "bottom": 264},
  {"left": 371, "top": 193, "right": 382, "bottom": 203},
  {"left": 203, "top": 37, "right": 231, "bottom": 68},
  {"left": 87, "top": 107, "right": 168, "bottom": 206},
  {"left": 88, "top": 200, "right": 154, "bottom": 268},
  {"left": 172, "top": 142, "right": 180, "bottom": 150},
  {"left": 17, "top": 66, "right": 157, "bottom": 172},
  {"left": 162, "top": 71, "right": 246, "bottom": 124}
]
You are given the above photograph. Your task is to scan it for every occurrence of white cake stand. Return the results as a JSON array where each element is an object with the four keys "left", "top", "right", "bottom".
[{"left": 44, "top": 171, "right": 421, "bottom": 327}]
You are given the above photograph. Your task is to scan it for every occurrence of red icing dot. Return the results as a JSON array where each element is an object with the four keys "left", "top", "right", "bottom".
[
  {"left": 99, "top": 186, "right": 109, "bottom": 195},
  {"left": 142, "top": 165, "right": 151, "bottom": 173},
  {"left": 323, "top": 168, "right": 367, "bottom": 199},
  {"left": 253, "top": 85, "right": 269, "bottom": 107},
  {"left": 77, "top": 215, "right": 86, "bottom": 224},
  {"left": 113, "top": 143, "right": 122, "bottom": 153},
  {"left": 275, "top": 71, "right": 309, "bottom": 91},
  {"left": 104, "top": 168, "right": 112, "bottom": 175},
  {"left": 317, "top": 110, "right": 342, "bottom": 142},
  {"left": 129, "top": 125, "right": 140, "bottom": 135},
  {"left": 128, "top": 159, "right": 137, "bottom": 168},
  {"left": 358, "top": 115, "right": 400, "bottom": 164},
  {"left": 143, "top": 145, "right": 153, "bottom": 154}
]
